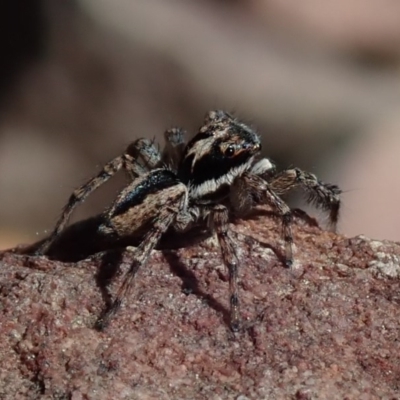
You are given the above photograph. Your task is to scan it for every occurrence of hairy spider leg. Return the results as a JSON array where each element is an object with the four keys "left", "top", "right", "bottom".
[
  {"left": 95, "top": 169, "right": 188, "bottom": 329},
  {"left": 95, "top": 208, "right": 181, "bottom": 330},
  {"left": 268, "top": 168, "right": 341, "bottom": 231},
  {"left": 230, "top": 172, "right": 294, "bottom": 267},
  {"left": 208, "top": 204, "right": 242, "bottom": 331},
  {"left": 36, "top": 139, "right": 164, "bottom": 256},
  {"left": 125, "top": 138, "right": 162, "bottom": 177},
  {"left": 162, "top": 128, "right": 186, "bottom": 171}
]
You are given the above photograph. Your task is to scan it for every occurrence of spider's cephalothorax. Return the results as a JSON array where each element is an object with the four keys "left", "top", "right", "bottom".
[
  {"left": 35, "top": 110, "right": 341, "bottom": 331},
  {"left": 179, "top": 110, "right": 261, "bottom": 203}
]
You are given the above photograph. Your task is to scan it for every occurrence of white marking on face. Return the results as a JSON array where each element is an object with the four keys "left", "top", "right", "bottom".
[
  {"left": 185, "top": 128, "right": 235, "bottom": 173},
  {"left": 190, "top": 157, "right": 254, "bottom": 199},
  {"left": 186, "top": 139, "right": 214, "bottom": 172}
]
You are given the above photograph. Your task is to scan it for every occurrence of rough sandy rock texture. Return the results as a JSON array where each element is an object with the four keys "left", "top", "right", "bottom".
[{"left": 1, "top": 211, "right": 400, "bottom": 399}]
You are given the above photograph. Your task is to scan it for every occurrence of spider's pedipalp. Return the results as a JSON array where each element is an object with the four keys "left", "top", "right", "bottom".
[{"left": 251, "top": 157, "right": 276, "bottom": 177}]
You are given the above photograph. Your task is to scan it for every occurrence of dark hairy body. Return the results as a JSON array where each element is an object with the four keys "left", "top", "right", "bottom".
[{"left": 35, "top": 111, "right": 341, "bottom": 331}]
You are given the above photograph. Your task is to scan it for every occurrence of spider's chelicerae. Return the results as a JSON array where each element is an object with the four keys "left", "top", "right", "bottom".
[{"left": 36, "top": 110, "right": 341, "bottom": 331}]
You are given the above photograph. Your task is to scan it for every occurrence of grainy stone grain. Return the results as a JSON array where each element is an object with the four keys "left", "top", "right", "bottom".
[{"left": 1, "top": 210, "right": 400, "bottom": 399}]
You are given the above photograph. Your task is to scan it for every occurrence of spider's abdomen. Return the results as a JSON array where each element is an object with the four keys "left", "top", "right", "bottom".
[{"left": 99, "top": 169, "right": 187, "bottom": 239}]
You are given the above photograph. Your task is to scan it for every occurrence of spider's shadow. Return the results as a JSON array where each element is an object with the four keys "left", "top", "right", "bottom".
[
  {"left": 19, "top": 215, "right": 228, "bottom": 328},
  {"left": 239, "top": 207, "right": 319, "bottom": 228},
  {"left": 92, "top": 228, "right": 229, "bottom": 328},
  {"left": 94, "top": 249, "right": 124, "bottom": 311},
  {"left": 232, "top": 207, "right": 319, "bottom": 266},
  {"left": 25, "top": 208, "right": 317, "bottom": 329},
  {"left": 93, "top": 236, "right": 285, "bottom": 331},
  {"left": 235, "top": 229, "right": 289, "bottom": 267},
  {"left": 162, "top": 249, "right": 230, "bottom": 328}
]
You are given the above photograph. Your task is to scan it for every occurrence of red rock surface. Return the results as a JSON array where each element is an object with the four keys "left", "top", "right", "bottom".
[{"left": 1, "top": 211, "right": 400, "bottom": 399}]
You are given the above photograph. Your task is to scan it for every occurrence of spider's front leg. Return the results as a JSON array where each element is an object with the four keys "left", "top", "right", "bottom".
[
  {"left": 35, "top": 139, "right": 163, "bottom": 256},
  {"left": 230, "top": 172, "right": 294, "bottom": 267},
  {"left": 268, "top": 167, "right": 341, "bottom": 231},
  {"left": 208, "top": 204, "right": 242, "bottom": 332}
]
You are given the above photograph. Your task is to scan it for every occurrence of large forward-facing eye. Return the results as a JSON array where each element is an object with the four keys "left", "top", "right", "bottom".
[{"left": 225, "top": 145, "right": 235, "bottom": 157}]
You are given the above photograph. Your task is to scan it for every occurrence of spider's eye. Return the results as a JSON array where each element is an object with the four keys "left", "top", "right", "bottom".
[{"left": 225, "top": 145, "right": 235, "bottom": 157}]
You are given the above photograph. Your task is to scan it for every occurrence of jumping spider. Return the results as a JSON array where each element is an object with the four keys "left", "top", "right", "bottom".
[{"left": 35, "top": 110, "right": 341, "bottom": 331}]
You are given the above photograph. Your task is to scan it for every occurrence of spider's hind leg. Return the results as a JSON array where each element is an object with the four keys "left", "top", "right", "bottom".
[
  {"left": 35, "top": 138, "right": 164, "bottom": 256},
  {"left": 36, "top": 154, "right": 134, "bottom": 255},
  {"left": 95, "top": 169, "right": 189, "bottom": 330}
]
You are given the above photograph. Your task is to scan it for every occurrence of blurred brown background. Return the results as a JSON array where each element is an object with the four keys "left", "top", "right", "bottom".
[{"left": 1, "top": 0, "right": 400, "bottom": 249}]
